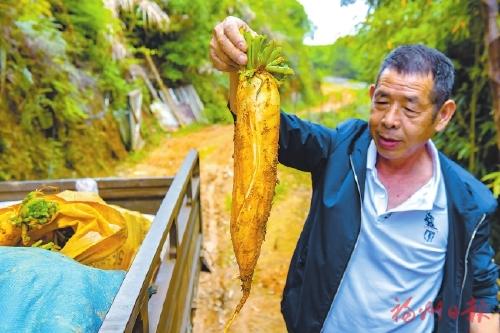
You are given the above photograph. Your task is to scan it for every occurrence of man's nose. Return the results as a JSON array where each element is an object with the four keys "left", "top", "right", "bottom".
[{"left": 381, "top": 105, "right": 400, "bottom": 129}]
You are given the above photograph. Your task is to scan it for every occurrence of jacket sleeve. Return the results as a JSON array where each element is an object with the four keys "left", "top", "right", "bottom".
[
  {"left": 278, "top": 111, "right": 336, "bottom": 172},
  {"left": 229, "top": 105, "right": 337, "bottom": 172},
  {"left": 470, "top": 212, "right": 499, "bottom": 313}
]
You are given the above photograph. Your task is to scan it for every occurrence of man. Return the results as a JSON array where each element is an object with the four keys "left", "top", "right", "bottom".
[{"left": 210, "top": 16, "right": 499, "bottom": 333}]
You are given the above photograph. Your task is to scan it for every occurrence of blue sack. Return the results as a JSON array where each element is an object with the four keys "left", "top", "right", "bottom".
[{"left": 0, "top": 246, "right": 125, "bottom": 333}]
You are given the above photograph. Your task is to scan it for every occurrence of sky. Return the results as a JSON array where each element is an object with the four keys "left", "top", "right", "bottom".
[{"left": 297, "top": 0, "right": 369, "bottom": 45}]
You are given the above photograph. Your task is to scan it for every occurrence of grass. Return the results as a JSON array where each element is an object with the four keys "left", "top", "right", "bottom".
[{"left": 171, "top": 122, "right": 210, "bottom": 138}]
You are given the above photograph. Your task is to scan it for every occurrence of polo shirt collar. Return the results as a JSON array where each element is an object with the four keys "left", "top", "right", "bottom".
[{"left": 366, "top": 139, "right": 446, "bottom": 211}]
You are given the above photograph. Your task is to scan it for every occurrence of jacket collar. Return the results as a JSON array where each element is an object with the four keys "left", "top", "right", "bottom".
[
  {"left": 348, "top": 126, "right": 371, "bottom": 201},
  {"left": 438, "top": 153, "right": 488, "bottom": 235},
  {"left": 365, "top": 139, "right": 447, "bottom": 211}
]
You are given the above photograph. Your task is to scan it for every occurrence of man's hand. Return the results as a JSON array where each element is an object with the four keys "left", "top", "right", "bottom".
[
  {"left": 209, "top": 16, "right": 252, "bottom": 72},
  {"left": 210, "top": 16, "right": 256, "bottom": 114}
]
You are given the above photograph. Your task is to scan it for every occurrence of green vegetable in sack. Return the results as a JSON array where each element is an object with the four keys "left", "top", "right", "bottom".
[{"left": 10, "top": 190, "right": 59, "bottom": 245}]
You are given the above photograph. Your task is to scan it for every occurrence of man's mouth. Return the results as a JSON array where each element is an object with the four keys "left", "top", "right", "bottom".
[{"left": 378, "top": 134, "right": 401, "bottom": 150}]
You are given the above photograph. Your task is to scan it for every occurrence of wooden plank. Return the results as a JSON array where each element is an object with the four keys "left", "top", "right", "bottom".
[
  {"left": 176, "top": 196, "right": 190, "bottom": 246},
  {"left": 177, "top": 205, "right": 202, "bottom": 333},
  {"left": 149, "top": 199, "right": 201, "bottom": 332},
  {"left": 0, "top": 179, "right": 74, "bottom": 192},
  {"left": 0, "top": 177, "right": 173, "bottom": 215},
  {"left": 156, "top": 200, "right": 201, "bottom": 333},
  {"left": 99, "top": 188, "right": 168, "bottom": 199},
  {"left": 147, "top": 258, "right": 175, "bottom": 331},
  {"left": 99, "top": 150, "right": 199, "bottom": 333},
  {"left": 180, "top": 232, "right": 202, "bottom": 333},
  {"left": 155, "top": 167, "right": 201, "bottom": 332},
  {"left": 96, "top": 178, "right": 172, "bottom": 189},
  {"left": 0, "top": 177, "right": 172, "bottom": 191},
  {"left": 146, "top": 163, "right": 202, "bottom": 332},
  {"left": 106, "top": 199, "right": 164, "bottom": 216}
]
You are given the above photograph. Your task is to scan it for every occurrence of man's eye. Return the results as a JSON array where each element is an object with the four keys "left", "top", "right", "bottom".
[
  {"left": 404, "top": 108, "right": 419, "bottom": 117},
  {"left": 375, "top": 101, "right": 388, "bottom": 105}
]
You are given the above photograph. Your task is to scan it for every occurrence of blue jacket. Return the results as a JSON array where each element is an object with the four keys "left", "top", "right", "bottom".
[{"left": 277, "top": 112, "right": 499, "bottom": 333}]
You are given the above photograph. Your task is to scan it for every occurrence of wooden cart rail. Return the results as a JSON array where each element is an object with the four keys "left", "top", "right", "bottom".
[
  {"left": 0, "top": 177, "right": 173, "bottom": 215},
  {"left": 100, "top": 149, "right": 202, "bottom": 333},
  {"left": 0, "top": 149, "right": 203, "bottom": 333}
]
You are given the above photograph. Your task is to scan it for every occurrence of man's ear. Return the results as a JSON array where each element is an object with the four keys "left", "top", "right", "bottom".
[
  {"left": 369, "top": 84, "right": 375, "bottom": 100},
  {"left": 434, "top": 99, "right": 456, "bottom": 132}
]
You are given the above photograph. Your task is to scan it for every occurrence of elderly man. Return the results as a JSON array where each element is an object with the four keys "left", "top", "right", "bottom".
[{"left": 210, "top": 16, "right": 499, "bottom": 333}]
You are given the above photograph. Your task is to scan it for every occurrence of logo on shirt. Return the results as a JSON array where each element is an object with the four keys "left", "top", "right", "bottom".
[{"left": 423, "top": 212, "right": 437, "bottom": 242}]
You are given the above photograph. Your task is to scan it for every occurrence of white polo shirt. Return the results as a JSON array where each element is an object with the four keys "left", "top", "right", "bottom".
[{"left": 322, "top": 140, "right": 448, "bottom": 332}]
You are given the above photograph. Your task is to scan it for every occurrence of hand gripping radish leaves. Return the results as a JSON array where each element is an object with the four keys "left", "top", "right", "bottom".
[{"left": 226, "top": 29, "right": 293, "bottom": 331}]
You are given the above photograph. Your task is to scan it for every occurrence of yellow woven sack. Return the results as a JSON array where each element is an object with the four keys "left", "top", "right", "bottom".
[
  {"left": 0, "top": 190, "right": 151, "bottom": 270},
  {"left": 0, "top": 207, "right": 21, "bottom": 245}
]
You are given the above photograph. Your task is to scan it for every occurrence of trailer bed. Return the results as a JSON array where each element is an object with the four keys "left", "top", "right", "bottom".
[{"left": 0, "top": 150, "right": 202, "bottom": 333}]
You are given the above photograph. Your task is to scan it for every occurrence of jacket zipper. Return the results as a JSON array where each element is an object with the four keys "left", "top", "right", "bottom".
[
  {"left": 350, "top": 155, "right": 362, "bottom": 199},
  {"left": 455, "top": 213, "right": 486, "bottom": 333},
  {"left": 324, "top": 155, "right": 363, "bottom": 327}
]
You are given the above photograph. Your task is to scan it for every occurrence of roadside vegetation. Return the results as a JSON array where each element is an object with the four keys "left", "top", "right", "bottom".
[{"left": 1, "top": 0, "right": 498, "bottom": 260}]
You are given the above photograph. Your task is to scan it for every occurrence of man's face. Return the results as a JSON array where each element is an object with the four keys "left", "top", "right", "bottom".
[{"left": 369, "top": 68, "right": 451, "bottom": 162}]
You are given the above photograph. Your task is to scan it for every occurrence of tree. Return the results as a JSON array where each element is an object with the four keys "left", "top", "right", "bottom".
[
  {"left": 341, "top": 0, "right": 498, "bottom": 180},
  {"left": 480, "top": 0, "right": 500, "bottom": 153}
]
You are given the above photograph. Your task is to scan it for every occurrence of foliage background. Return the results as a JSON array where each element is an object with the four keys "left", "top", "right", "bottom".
[
  {"left": 0, "top": 0, "right": 324, "bottom": 180},
  {"left": 3, "top": 0, "right": 497, "bottom": 179},
  {"left": 0, "top": 0, "right": 498, "bottom": 253}
]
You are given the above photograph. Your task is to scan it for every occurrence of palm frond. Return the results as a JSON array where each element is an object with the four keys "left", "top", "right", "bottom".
[
  {"left": 103, "top": 0, "right": 120, "bottom": 17},
  {"left": 136, "top": 0, "right": 170, "bottom": 31},
  {"left": 105, "top": 0, "right": 170, "bottom": 31},
  {"left": 118, "top": 0, "right": 136, "bottom": 11}
]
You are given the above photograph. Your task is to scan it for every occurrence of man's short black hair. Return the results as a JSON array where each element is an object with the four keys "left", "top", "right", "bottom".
[{"left": 376, "top": 44, "right": 455, "bottom": 111}]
